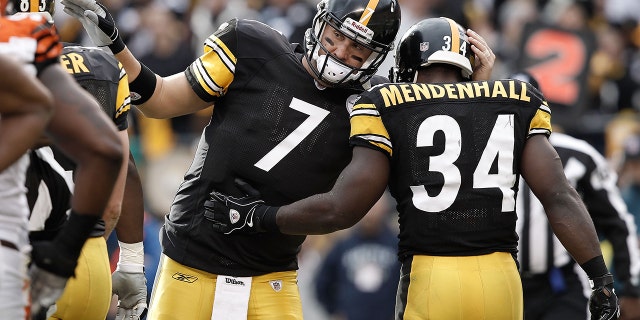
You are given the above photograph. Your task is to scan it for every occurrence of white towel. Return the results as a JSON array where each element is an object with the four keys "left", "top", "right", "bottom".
[{"left": 211, "top": 275, "right": 252, "bottom": 320}]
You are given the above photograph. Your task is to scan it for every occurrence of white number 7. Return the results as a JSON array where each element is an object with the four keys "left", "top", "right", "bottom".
[{"left": 255, "top": 98, "right": 329, "bottom": 171}]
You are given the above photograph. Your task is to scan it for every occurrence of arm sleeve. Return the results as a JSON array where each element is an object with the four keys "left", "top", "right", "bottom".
[
  {"left": 185, "top": 18, "right": 238, "bottom": 103},
  {"left": 114, "top": 62, "right": 131, "bottom": 131}
]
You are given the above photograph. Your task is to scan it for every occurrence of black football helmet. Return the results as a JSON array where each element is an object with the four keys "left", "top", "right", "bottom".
[
  {"left": 304, "top": 0, "right": 401, "bottom": 86},
  {"left": 391, "top": 17, "right": 474, "bottom": 82},
  {"left": 6, "top": 0, "right": 55, "bottom": 20}
]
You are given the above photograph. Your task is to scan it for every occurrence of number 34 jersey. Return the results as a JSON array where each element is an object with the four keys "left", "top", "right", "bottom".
[{"left": 349, "top": 79, "right": 552, "bottom": 259}]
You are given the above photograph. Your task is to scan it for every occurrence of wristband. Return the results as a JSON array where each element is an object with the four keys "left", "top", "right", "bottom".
[
  {"left": 117, "top": 241, "right": 144, "bottom": 273},
  {"left": 56, "top": 211, "right": 101, "bottom": 259},
  {"left": 260, "top": 206, "right": 281, "bottom": 232},
  {"left": 581, "top": 255, "right": 610, "bottom": 279},
  {"left": 108, "top": 34, "right": 126, "bottom": 55},
  {"left": 129, "top": 62, "right": 157, "bottom": 105}
]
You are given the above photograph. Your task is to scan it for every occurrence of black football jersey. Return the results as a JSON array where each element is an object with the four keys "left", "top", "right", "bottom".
[
  {"left": 26, "top": 45, "right": 131, "bottom": 238},
  {"left": 51, "top": 45, "right": 130, "bottom": 172},
  {"left": 165, "top": 19, "right": 386, "bottom": 276},
  {"left": 349, "top": 79, "right": 552, "bottom": 259},
  {"left": 60, "top": 44, "right": 130, "bottom": 131}
]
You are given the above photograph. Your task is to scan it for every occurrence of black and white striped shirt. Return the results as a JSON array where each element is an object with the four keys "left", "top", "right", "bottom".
[{"left": 517, "top": 132, "right": 640, "bottom": 295}]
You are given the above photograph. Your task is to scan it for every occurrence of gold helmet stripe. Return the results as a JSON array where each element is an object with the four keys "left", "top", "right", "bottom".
[
  {"left": 359, "top": 0, "right": 380, "bottom": 25},
  {"left": 444, "top": 17, "right": 460, "bottom": 54}
]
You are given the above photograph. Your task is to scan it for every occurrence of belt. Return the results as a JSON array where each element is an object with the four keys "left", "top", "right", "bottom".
[{"left": 0, "top": 239, "right": 18, "bottom": 251}]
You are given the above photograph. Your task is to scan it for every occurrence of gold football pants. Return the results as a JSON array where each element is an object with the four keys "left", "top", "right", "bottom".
[
  {"left": 148, "top": 254, "right": 303, "bottom": 320},
  {"left": 49, "top": 236, "right": 111, "bottom": 320},
  {"left": 396, "top": 252, "right": 523, "bottom": 320}
]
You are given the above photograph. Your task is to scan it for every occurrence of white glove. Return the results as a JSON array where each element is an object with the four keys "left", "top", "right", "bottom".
[
  {"left": 29, "top": 265, "right": 68, "bottom": 320},
  {"left": 61, "top": 0, "right": 109, "bottom": 46},
  {"left": 112, "top": 241, "right": 147, "bottom": 320},
  {"left": 61, "top": 0, "right": 125, "bottom": 53},
  {"left": 112, "top": 267, "right": 148, "bottom": 320}
]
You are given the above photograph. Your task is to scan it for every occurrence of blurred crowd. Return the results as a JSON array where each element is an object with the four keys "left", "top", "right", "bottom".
[{"left": 47, "top": 0, "right": 640, "bottom": 318}]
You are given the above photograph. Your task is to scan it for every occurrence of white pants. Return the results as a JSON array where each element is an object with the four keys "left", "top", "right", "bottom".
[{"left": 0, "top": 243, "right": 30, "bottom": 319}]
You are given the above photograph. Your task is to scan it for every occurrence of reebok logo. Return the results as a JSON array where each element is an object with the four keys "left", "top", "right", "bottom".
[
  {"left": 172, "top": 272, "right": 198, "bottom": 283},
  {"left": 225, "top": 277, "right": 246, "bottom": 286}
]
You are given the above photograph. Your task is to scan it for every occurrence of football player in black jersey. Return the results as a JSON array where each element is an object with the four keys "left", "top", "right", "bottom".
[
  {"left": 206, "top": 17, "right": 621, "bottom": 320},
  {"left": 25, "top": 45, "right": 147, "bottom": 320},
  {"left": 61, "top": 0, "right": 495, "bottom": 318}
]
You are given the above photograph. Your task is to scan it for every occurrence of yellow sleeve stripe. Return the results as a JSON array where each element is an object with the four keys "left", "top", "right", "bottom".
[
  {"left": 115, "top": 65, "right": 130, "bottom": 118},
  {"left": 528, "top": 105, "right": 552, "bottom": 136},
  {"left": 118, "top": 62, "right": 126, "bottom": 79},
  {"left": 192, "top": 59, "right": 227, "bottom": 97},
  {"left": 204, "top": 36, "right": 237, "bottom": 73},
  {"left": 351, "top": 102, "right": 377, "bottom": 111},
  {"left": 350, "top": 108, "right": 380, "bottom": 117},
  {"left": 353, "top": 134, "right": 392, "bottom": 155},
  {"left": 189, "top": 35, "right": 237, "bottom": 98},
  {"left": 115, "top": 97, "right": 131, "bottom": 118},
  {"left": 350, "top": 102, "right": 392, "bottom": 155}
]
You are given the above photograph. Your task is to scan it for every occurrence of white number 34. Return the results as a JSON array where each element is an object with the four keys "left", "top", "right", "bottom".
[{"left": 411, "top": 114, "right": 516, "bottom": 213}]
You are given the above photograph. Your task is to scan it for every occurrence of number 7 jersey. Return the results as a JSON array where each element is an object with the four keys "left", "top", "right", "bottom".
[{"left": 349, "top": 79, "right": 552, "bottom": 259}]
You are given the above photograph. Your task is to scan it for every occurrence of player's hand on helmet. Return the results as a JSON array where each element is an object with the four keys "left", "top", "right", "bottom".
[
  {"left": 61, "top": 0, "right": 125, "bottom": 53},
  {"left": 112, "top": 265, "right": 148, "bottom": 320},
  {"left": 204, "top": 179, "right": 277, "bottom": 234},
  {"left": 29, "top": 241, "right": 76, "bottom": 320},
  {"left": 589, "top": 273, "right": 621, "bottom": 320},
  {"left": 467, "top": 29, "right": 495, "bottom": 81}
]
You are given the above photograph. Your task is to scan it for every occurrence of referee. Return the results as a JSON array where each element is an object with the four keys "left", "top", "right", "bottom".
[{"left": 513, "top": 71, "right": 640, "bottom": 319}]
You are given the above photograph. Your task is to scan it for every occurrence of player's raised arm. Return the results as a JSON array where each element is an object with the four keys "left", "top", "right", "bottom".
[{"left": 62, "top": 0, "right": 210, "bottom": 118}]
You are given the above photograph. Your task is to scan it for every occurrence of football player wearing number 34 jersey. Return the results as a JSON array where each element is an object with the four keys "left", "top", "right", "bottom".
[{"left": 207, "top": 17, "right": 620, "bottom": 320}]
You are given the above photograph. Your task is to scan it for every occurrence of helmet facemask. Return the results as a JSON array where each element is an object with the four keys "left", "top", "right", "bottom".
[{"left": 304, "top": 0, "right": 398, "bottom": 87}]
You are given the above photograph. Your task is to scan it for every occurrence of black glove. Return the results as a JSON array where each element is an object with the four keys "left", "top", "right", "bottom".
[
  {"left": 31, "top": 240, "right": 78, "bottom": 278},
  {"left": 61, "top": 0, "right": 125, "bottom": 53},
  {"left": 204, "top": 179, "right": 278, "bottom": 234},
  {"left": 589, "top": 273, "right": 621, "bottom": 320}
]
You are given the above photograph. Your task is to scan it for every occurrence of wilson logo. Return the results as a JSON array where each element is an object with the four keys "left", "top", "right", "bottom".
[
  {"left": 172, "top": 272, "right": 198, "bottom": 283},
  {"left": 225, "top": 277, "right": 246, "bottom": 286}
]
